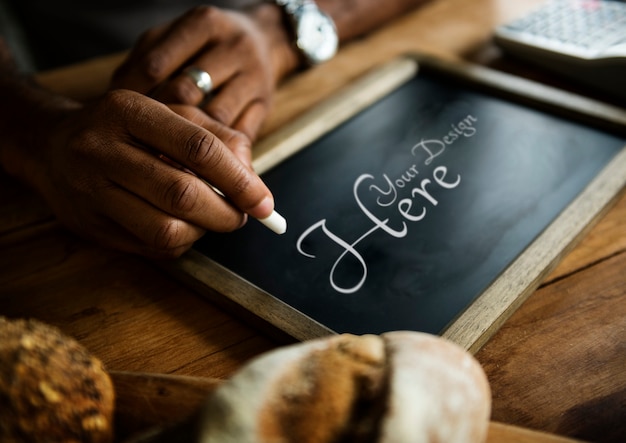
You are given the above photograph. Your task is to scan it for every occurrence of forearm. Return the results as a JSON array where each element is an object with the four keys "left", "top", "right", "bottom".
[
  {"left": 317, "top": 0, "right": 428, "bottom": 42},
  {"left": 247, "top": 3, "right": 301, "bottom": 84},
  {"left": 0, "top": 39, "right": 79, "bottom": 183}
]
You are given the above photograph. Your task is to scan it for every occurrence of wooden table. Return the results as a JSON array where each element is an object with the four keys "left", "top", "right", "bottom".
[{"left": 1, "top": 1, "right": 624, "bottom": 442}]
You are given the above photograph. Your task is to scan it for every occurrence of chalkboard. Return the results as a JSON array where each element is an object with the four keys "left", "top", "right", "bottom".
[{"left": 169, "top": 56, "right": 626, "bottom": 352}]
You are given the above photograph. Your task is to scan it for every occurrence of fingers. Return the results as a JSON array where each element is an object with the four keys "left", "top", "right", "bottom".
[
  {"left": 201, "top": 69, "right": 266, "bottom": 129},
  {"left": 65, "top": 188, "right": 201, "bottom": 259},
  {"left": 119, "top": 93, "right": 274, "bottom": 220},
  {"left": 169, "top": 104, "right": 254, "bottom": 167},
  {"left": 68, "top": 91, "right": 269, "bottom": 257},
  {"left": 154, "top": 41, "right": 240, "bottom": 107},
  {"left": 104, "top": 144, "right": 248, "bottom": 233},
  {"left": 98, "top": 185, "right": 207, "bottom": 254},
  {"left": 112, "top": 6, "right": 234, "bottom": 94},
  {"left": 110, "top": 6, "right": 274, "bottom": 138},
  {"left": 232, "top": 100, "right": 270, "bottom": 142},
  {"left": 111, "top": 6, "right": 220, "bottom": 93},
  {"left": 154, "top": 17, "right": 273, "bottom": 130}
]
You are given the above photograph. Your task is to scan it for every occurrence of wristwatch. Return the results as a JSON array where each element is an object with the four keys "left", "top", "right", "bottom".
[{"left": 274, "top": 0, "right": 339, "bottom": 65}]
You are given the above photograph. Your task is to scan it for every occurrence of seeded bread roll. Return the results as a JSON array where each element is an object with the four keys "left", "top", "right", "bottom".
[
  {"left": 0, "top": 316, "right": 115, "bottom": 443},
  {"left": 149, "top": 331, "right": 490, "bottom": 443}
]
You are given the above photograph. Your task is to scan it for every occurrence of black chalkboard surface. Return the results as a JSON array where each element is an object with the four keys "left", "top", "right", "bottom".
[{"left": 179, "top": 56, "right": 626, "bottom": 351}]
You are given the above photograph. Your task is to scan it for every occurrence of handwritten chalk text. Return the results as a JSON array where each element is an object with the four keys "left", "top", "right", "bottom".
[{"left": 296, "top": 114, "right": 477, "bottom": 294}]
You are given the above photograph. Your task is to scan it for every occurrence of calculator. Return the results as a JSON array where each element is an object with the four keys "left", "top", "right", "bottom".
[{"left": 494, "top": 0, "right": 626, "bottom": 103}]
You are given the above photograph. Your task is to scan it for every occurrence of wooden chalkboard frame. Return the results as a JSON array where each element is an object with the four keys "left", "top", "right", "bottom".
[{"left": 163, "top": 54, "right": 626, "bottom": 353}]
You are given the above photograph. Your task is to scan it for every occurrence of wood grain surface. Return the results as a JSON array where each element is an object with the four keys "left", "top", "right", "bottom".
[{"left": 1, "top": 0, "right": 624, "bottom": 442}]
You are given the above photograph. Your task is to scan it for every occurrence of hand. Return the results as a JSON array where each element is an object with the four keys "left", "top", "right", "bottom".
[
  {"left": 111, "top": 5, "right": 283, "bottom": 141},
  {"left": 17, "top": 90, "right": 274, "bottom": 258}
]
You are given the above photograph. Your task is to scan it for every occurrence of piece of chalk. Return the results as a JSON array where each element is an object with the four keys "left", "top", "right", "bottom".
[{"left": 257, "top": 210, "right": 287, "bottom": 235}]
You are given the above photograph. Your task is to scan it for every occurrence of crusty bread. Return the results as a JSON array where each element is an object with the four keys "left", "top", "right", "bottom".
[
  {"left": 184, "top": 331, "right": 491, "bottom": 443},
  {"left": 0, "top": 316, "right": 115, "bottom": 443}
]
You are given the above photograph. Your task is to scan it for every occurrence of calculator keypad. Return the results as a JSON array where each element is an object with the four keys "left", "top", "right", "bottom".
[{"left": 498, "top": 0, "right": 626, "bottom": 58}]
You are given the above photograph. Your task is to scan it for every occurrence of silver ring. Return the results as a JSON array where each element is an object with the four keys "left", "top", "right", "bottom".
[{"left": 183, "top": 66, "right": 213, "bottom": 94}]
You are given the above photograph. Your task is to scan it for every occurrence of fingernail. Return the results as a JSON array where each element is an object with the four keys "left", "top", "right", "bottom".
[{"left": 250, "top": 196, "right": 274, "bottom": 219}]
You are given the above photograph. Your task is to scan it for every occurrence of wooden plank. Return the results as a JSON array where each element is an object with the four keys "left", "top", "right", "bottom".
[
  {"left": 0, "top": 224, "right": 278, "bottom": 379},
  {"left": 35, "top": 52, "right": 125, "bottom": 101},
  {"left": 476, "top": 251, "right": 626, "bottom": 442},
  {"left": 163, "top": 251, "right": 336, "bottom": 343},
  {"left": 111, "top": 371, "right": 221, "bottom": 441},
  {"left": 544, "top": 191, "right": 626, "bottom": 283},
  {"left": 487, "top": 423, "right": 585, "bottom": 443}
]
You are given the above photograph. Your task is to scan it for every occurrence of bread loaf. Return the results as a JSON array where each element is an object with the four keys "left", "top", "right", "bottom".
[
  {"left": 179, "top": 331, "right": 491, "bottom": 443},
  {"left": 0, "top": 316, "right": 115, "bottom": 443}
]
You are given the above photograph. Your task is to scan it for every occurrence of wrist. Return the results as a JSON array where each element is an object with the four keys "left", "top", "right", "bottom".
[{"left": 247, "top": 3, "right": 301, "bottom": 83}]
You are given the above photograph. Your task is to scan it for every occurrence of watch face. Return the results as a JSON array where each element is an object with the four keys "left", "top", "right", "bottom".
[{"left": 296, "top": 5, "right": 338, "bottom": 64}]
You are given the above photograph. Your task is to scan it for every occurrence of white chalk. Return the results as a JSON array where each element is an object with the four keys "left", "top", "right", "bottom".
[{"left": 257, "top": 210, "right": 287, "bottom": 235}]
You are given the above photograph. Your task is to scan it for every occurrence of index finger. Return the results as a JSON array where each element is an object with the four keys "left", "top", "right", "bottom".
[
  {"left": 127, "top": 95, "right": 275, "bottom": 221},
  {"left": 169, "top": 105, "right": 253, "bottom": 169}
]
